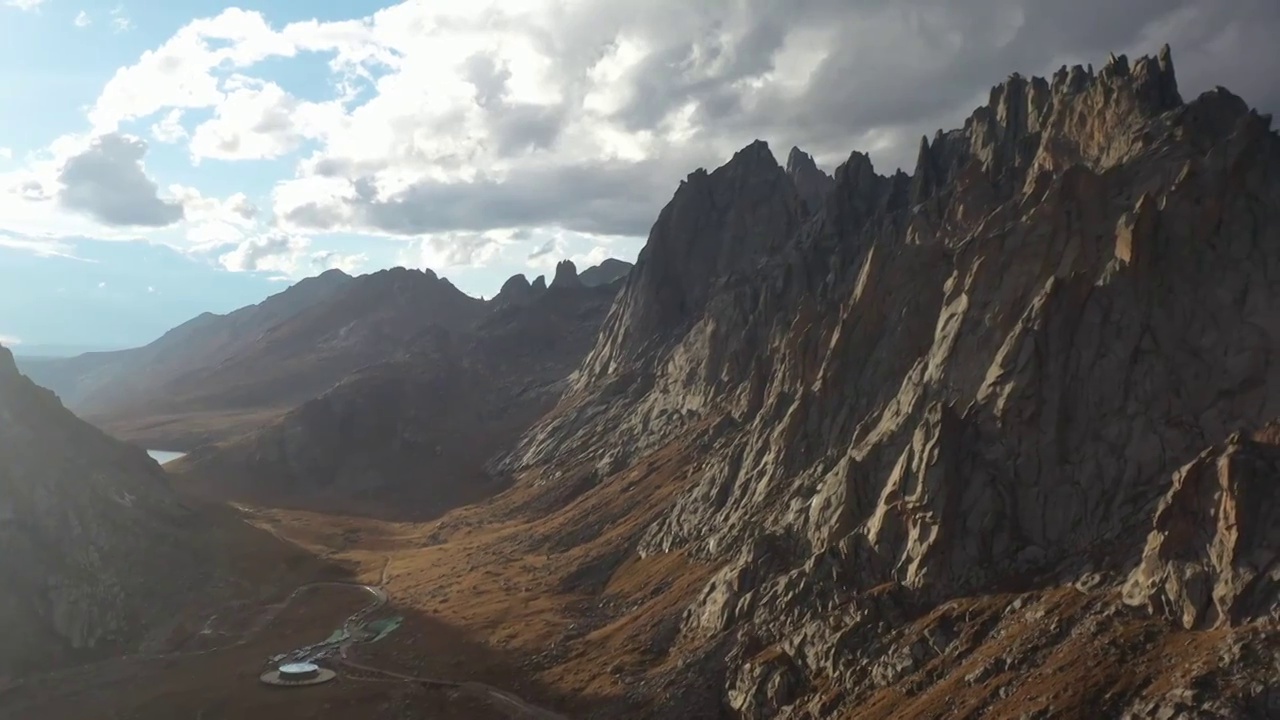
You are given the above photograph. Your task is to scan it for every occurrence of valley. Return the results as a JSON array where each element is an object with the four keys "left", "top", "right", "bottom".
[{"left": 1, "top": 44, "right": 1279, "bottom": 720}]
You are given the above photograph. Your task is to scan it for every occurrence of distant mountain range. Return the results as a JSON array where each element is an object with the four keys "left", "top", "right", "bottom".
[{"left": 17, "top": 259, "right": 631, "bottom": 450}]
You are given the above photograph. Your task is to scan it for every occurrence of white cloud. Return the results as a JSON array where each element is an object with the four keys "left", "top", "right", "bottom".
[
  {"left": 0, "top": 235, "right": 88, "bottom": 261},
  {"left": 150, "top": 109, "right": 188, "bottom": 143},
  {"left": 97, "top": 281, "right": 107, "bottom": 288},
  {"left": 187, "top": 75, "right": 343, "bottom": 161},
  {"left": 572, "top": 245, "right": 612, "bottom": 269},
  {"left": 89, "top": 8, "right": 298, "bottom": 134},
  {"left": 146, "top": 285, "right": 156, "bottom": 293},
  {"left": 74, "top": 10, "right": 90, "bottom": 27},
  {"left": 399, "top": 231, "right": 511, "bottom": 271},
  {"left": 109, "top": 4, "right": 132, "bottom": 33},
  {"left": 4, "top": 0, "right": 45, "bottom": 11},
  {"left": 216, "top": 232, "right": 364, "bottom": 276},
  {"left": 0, "top": 334, "right": 22, "bottom": 347},
  {"left": 0, "top": 148, "right": 11, "bottom": 161}
]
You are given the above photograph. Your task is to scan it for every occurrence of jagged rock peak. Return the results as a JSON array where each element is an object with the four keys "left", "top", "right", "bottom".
[
  {"left": 499, "top": 273, "right": 531, "bottom": 293},
  {"left": 0, "top": 344, "right": 17, "bottom": 379},
  {"left": 575, "top": 138, "right": 802, "bottom": 383},
  {"left": 732, "top": 139, "right": 778, "bottom": 169},
  {"left": 531, "top": 275, "right": 547, "bottom": 292},
  {"left": 786, "top": 146, "right": 835, "bottom": 214},
  {"left": 493, "top": 273, "right": 540, "bottom": 307},
  {"left": 784, "top": 146, "right": 818, "bottom": 174},
  {"left": 898, "top": 44, "right": 1194, "bottom": 213},
  {"left": 550, "top": 260, "right": 584, "bottom": 290},
  {"left": 579, "top": 259, "right": 634, "bottom": 287}
]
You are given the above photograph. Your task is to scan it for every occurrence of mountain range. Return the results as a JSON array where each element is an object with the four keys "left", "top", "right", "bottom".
[
  {"left": 3, "top": 45, "right": 1279, "bottom": 719},
  {"left": 18, "top": 259, "right": 631, "bottom": 451}
]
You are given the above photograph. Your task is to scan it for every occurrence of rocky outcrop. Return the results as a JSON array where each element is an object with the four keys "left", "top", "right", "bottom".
[
  {"left": 578, "top": 258, "right": 633, "bottom": 287},
  {"left": 549, "top": 260, "right": 584, "bottom": 291},
  {"left": 0, "top": 345, "right": 210, "bottom": 675},
  {"left": 1123, "top": 429, "right": 1280, "bottom": 630},
  {"left": 785, "top": 146, "right": 835, "bottom": 214},
  {"left": 493, "top": 273, "right": 543, "bottom": 307},
  {"left": 489, "top": 46, "right": 1280, "bottom": 717}
]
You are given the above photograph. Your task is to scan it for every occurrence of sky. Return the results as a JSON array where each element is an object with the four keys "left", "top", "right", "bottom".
[{"left": 0, "top": 0, "right": 1277, "bottom": 350}]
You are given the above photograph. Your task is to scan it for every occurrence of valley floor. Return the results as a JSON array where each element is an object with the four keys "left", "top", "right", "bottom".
[{"left": 0, "top": 503, "right": 588, "bottom": 720}]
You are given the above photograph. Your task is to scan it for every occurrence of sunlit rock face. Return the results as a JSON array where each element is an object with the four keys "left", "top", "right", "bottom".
[{"left": 495, "top": 47, "right": 1280, "bottom": 717}]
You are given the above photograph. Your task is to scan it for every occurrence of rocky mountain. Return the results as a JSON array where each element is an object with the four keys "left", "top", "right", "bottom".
[
  {"left": 18, "top": 42, "right": 1277, "bottom": 718},
  {"left": 785, "top": 146, "right": 835, "bottom": 214},
  {"left": 470, "top": 46, "right": 1280, "bottom": 717},
  {"left": 168, "top": 273, "right": 623, "bottom": 518},
  {"left": 579, "top": 258, "right": 634, "bottom": 287},
  {"left": 18, "top": 268, "right": 354, "bottom": 413},
  {"left": 18, "top": 267, "right": 487, "bottom": 449},
  {"left": 0, "top": 346, "right": 229, "bottom": 675}
]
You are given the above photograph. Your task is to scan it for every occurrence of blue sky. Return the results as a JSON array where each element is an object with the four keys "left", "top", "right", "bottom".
[{"left": 0, "top": 0, "right": 1275, "bottom": 350}]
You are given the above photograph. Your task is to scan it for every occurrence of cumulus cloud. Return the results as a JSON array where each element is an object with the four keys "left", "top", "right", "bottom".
[
  {"left": 74, "top": 10, "right": 90, "bottom": 27},
  {"left": 188, "top": 75, "right": 343, "bottom": 161},
  {"left": 217, "top": 232, "right": 364, "bottom": 275},
  {"left": 150, "top": 109, "right": 187, "bottom": 143},
  {"left": 0, "top": 147, "right": 11, "bottom": 161},
  {"left": 19, "top": 0, "right": 1280, "bottom": 276},
  {"left": 4, "top": 0, "right": 44, "bottom": 11},
  {"left": 56, "top": 133, "right": 185, "bottom": 227},
  {"left": 400, "top": 232, "right": 510, "bottom": 271}
]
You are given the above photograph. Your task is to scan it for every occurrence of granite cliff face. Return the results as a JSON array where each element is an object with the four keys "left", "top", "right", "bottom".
[
  {"left": 492, "top": 47, "right": 1280, "bottom": 717},
  {"left": 0, "top": 346, "right": 209, "bottom": 676}
]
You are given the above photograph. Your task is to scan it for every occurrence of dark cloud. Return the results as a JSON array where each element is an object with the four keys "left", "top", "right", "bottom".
[
  {"left": 57, "top": 133, "right": 184, "bottom": 227},
  {"left": 285, "top": 0, "right": 1280, "bottom": 239},
  {"left": 283, "top": 153, "right": 709, "bottom": 238},
  {"left": 528, "top": 239, "right": 555, "bottom": 259},
  {"left": 463, "top": 52, "right": 512, "bottom": 109},
  {"left": 462, "top": 50, "right": 569, "bottom": 156}
]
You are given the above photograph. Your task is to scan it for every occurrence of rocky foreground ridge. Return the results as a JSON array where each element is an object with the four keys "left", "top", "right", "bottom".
[
  {"left": 476, "top": 46, "right": 1280, "bottom": 717},
  {"left": 0, "top": 346, "right": 213, "bottom": 676}
]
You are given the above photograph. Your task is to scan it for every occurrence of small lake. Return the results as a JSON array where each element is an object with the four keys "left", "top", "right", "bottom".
[{"left": 146, "top": 450, "right": 187, "bottom": 465}]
